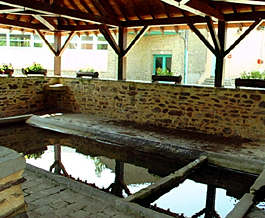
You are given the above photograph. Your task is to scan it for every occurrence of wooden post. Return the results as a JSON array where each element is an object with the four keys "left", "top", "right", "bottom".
[
  {"left": 126, "top": 156, "right": 207, "bottom": 205},
  {"left": 205, "top": 185, "right": 216, "bottom": 218},
  {"left": 214, "top": 21, "right": 226, "bottom": 87},
  {"left": 54, "top": 145, "right": 61, "bottom": 174},
  {"left": 54, "top": 32, "right": 62, "bottom": 76},
  {"left": 118, "top": 26, "right": 127, "bottom": 80}
]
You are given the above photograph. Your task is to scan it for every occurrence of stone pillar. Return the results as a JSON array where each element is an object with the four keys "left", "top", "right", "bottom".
[{"left": 0, "top": 146, "right": 26, "bottom": 217}]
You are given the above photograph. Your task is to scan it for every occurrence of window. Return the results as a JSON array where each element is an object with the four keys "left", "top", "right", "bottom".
[
  {"left": 97, "top": 44, "right": 108, "bottom": 50},
  {"left": 81, "top": 35, "right": 93, "bottom": 50},
  {"left": 153, "top": 54, "right": 172, "bottom": 76},
  {"left": 97, "top": 36, "right": 108, "bottom": 50},
  {"left": 10, "top": 34, "right": 31, "bottom": 47},
  {"left": 0, "top": 34, "right": 7, "bottom": 46},
  {"left": 33, "top": 34, "right": 43, "bottom": 47},
  {"left": 67, "top": 35, "right": 79, "bottom": 49}
]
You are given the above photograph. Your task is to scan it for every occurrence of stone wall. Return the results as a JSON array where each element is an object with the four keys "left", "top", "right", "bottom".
[
  {"left": 0, "top": 146, "right": 26, "bottom": 217},
  {"left": 0, "top": 77, "right": 49, "bottom": 118},
  {"left": 1, "top": 77, "right": 264, "bottom": 140},
  {"left": 46, "top": 78, "right": 265, "bottom": 141}
]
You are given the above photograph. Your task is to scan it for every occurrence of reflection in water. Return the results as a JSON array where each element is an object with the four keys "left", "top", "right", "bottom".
[{"left": 26, "top": 145, "right": 238, "bottom": 217}]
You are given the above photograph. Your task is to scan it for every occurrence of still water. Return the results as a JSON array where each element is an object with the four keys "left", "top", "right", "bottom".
[{"left": 26, "top": 145, "right": 238, "bottom": 217}]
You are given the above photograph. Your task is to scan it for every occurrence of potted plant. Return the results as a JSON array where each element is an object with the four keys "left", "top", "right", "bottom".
[
  {"left": 152, "top": 68, "right": 182, "bottom": 84},
  {"left": 0, "top": 63, "right": 14, "bottom": 77},
  {"left": 76, "top": 67, "right": 98, "bottom": 78},
  {"left": 235, "top": 70, "right": 265, "bottom": 88},
  {"left": 22, "top": 62, "right": 47, "bottom": 76}
]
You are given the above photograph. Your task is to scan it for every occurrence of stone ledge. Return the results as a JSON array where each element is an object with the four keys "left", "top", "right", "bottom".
[
  {"left": 0, "top": 146, "right": 25, "bottom": 180},
  {"left": 26, "top": 164, "right": 171, "bottom": 218}
]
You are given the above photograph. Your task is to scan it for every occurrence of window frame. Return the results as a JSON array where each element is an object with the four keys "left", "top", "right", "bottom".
[{"left": 153, "top": 54, "right": 172, "bottom": 75}]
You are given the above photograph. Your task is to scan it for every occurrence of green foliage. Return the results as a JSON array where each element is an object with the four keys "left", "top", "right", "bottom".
[
  {"left": 241, "top": 70, "right": 265, "bottom": 79},
  {"left": 0, "top": 63, "right": 13, "bottom": 72},
  {"left": 156, "top": 67, "right": 172, "bottom": 76},
  {"left": 25, "top": 151, "right": 44, "bottom": 160},
  {"left": 79, "top": 67, "right": 95, "bottom": 73},
  {"left": 24, "top": 62, "right": 45, "bottom": 73},
  {"left": 91, "top": 157, "right": 107, "bottom": 177}
]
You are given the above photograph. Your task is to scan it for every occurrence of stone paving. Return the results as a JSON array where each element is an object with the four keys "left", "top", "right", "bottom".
[{"left": 22, "top": 164, "right": 170, "bottom": 218}]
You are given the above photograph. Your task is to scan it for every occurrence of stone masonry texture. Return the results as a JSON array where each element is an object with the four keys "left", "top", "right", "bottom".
[
  {"left": 0, "top": 77, "right": 49, "bottom": 117},
  {"left": 1, "top": 77, "right": 265, "bottom": 140},
  {"left": 46, "top": 78, "right": 265, "bottom": 141}
]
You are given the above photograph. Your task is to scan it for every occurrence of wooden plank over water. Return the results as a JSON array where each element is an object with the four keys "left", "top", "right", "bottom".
[
  {"left": 226, "top": 168, "right": 265, "bottom": 218},
  {"left": 125, "top": 155, "right": 207, "bottom": 205}
]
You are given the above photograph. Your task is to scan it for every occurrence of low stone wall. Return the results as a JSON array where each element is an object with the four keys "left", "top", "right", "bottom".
[
  {"left": 45, "top": 78, "right": 265, "bottom": 141},
  {"left": 0, "top": 77, "right": 49, "bottom": 118},
  {"left": 0, "top": 146, "right": 26, "bottom": 217},
  {"left": 1, "top": 77, "right": 264, "bottom": 140}
]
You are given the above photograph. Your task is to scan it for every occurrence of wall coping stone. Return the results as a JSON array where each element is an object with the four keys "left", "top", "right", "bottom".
[{"left": 0, "top": 146, "right": 25, "bottom": 180}]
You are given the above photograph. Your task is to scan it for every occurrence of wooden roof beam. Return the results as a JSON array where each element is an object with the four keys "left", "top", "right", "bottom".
[
  {"left": 205, "top": 16, "right": 221, "bottom": 53},
  {"left": 0, "top": 5, "right": 24, "bottom": 13},
  {"left": 225, "top": 11, "right": 265, "bottom": 21},
  {"left": 187, "top": 22, "right": 217, "bottom": 55},
  {"left": 99, "top": 24, "right": 121, "bottom": 55},
  {"left": 161, "top": 0, "right": 224, "bottom": 20},
  {"left": 224, "top": 18, "right": 263, "bottom": 56},
  {"left": 187, "top": 0, "right": 224, "bottom": 20},
  {"left": 0, "top": 0, "right": 120, "bottom": 26},
  {"left": 32, "top": 15, "right": 56, "bottom": 31},
  {"left": 123, "top": 26, "right": 149, "bottom": 57},
  {"left": 0, "top": 16, "right": 47, "bottom": 30},
  {"left": 160, "top": 0, "right": 206, "bottom": 17},
  {"left": 36, "top": 29, "right": 57, "bottom": 55},
  {"left": 212, "top": 0, "right": 265, "bottom": 6},
  {"left": 122, "top": 16, "right": 206, "bottom": 27},
  {"left": 58, "top": 31, "right": 76, "bottom": 56}
]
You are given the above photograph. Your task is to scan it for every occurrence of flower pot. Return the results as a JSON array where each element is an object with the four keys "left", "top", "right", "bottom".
[
  {"left": 235, "top": 78, "right": 265, "bottom": 88},
  {"left": 1, "top": 69, "right": 14, "bottom": 77},
  {"left": 22, "top": 68, "right": 47, "bottom": 76}
]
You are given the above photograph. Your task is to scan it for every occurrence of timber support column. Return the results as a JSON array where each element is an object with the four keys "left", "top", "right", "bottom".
[
  {"left": 214, "top": 21, "right": 226, "bottom": 87},
  {"left": 205, "top": 185, "right": 216, "bottom": 218},
  {"left": 118, "top": 27, "right": 127, "bottom": 80},
  {"left": 54, "top": 31, "right": 62, "bottom": 76}
]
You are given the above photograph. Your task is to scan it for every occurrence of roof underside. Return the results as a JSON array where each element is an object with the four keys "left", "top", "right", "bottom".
[{"left": 0, "top": 0, "right": 265, "bottom": 34}]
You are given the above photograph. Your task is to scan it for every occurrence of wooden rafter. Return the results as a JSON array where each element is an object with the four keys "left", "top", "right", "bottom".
[
  {"left": 0, "top": 6, "right": 23, "bottom": 13},
  {"left": 36, "top": 29, "right": 57, "bottom": 55},
  {"left": 224, "top": 18, "right": 262, "bottom": 56},
  {"left": 131, "top": 0, "right": 142, "bottom": 20},
  {"left": 213, "top": 0, "right": 265, "bottom": 6},
  {"left": 0, "top": 16, "right": 47, "bottom": 30},
  {"left": 161, "top": 2, "right": 171, "bottom": 18},
  {"left": 0, "top": 0, "right": 120, "bottom": 26},
  {"left": 224, "top": 11, "right": 265, "bottom": 21},
  {"left": 91, "top": 0, "right": 104, "bottom": 16},
  {"left": 32, "top": 15, "right": 56, "bottom": 31},
  {"left": 122, "top": 16, "right": 206, "bottom": 27},
  {"left": 115, "top": 0, "right": 129, "bottom": 21},
  {"left": 58, "top": 31, "right": 75, "bottom": 56},
  {"left": 187, "top": 22, "right": 217, "bottom": 55},
  {"left": 58, "top": 24, "right": 99, "bottom": 31},
  {"left": 79, "top": 0, "right": 93, "bottom": 14},
  {"left": 146, "top": 0, "right": 156, "bottom": 20},
  {"left": 187, "top": 0, "right": 224, "bottom": 20},
  {"left": 99, "top": 24, "right": 121, "bottom": 55},
  {"left": 160, "top": 0, "right": 206, "bottom": 17},
  {"left": 123, "top": 25, "right": 149, "bottom": 56},
  {"left": 205, "top": 16, "right": 221, "bottom": 52}
]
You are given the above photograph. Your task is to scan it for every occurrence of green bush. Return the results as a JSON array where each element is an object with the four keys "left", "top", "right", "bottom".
[
  {"left": 24, "top": 62, "right": 45, "bottom": 73},
  {"left": 156, "top": 67, "right": 172, "bottom": 76},
  {"left": 241, "top": 70, "right": 265, "bottom": 79}
]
